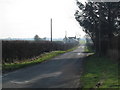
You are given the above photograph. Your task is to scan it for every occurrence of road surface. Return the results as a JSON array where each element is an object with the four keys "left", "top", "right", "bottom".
[{"left": 2, "top": 45, "right": 86, "bottom": 88}]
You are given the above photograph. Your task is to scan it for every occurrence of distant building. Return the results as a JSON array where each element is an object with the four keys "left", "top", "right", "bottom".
[{"left": 63, "top": 36, "right": 80, "bottom": 44}]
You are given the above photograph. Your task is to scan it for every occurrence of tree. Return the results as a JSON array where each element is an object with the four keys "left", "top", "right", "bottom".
[
  {"left": 34, "top": 35, "right": 40, "bottom": 41},
  {"left": 75, "top": 1, "right": 120, "bottom": 55}
]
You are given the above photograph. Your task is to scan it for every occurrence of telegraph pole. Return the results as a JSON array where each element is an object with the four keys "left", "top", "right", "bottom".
[
  {"left": 65, "top": 31, "right": 67, "bottom": 37},
  {"left": 50, "top": 18, "right": 52, "bottom": 42}
]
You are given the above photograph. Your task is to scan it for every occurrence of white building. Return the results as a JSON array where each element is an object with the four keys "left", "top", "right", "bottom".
[{"left": 63, "top": 36, "right": 79, "bottom": 44}]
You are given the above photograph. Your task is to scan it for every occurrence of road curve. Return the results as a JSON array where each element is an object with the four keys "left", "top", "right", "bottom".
[{"left": 2, "top": 45, "right": 86, "bottom": 88}]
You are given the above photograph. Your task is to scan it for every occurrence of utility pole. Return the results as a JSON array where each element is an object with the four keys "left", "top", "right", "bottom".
[
  {"left": 50, "top": 18, "right": 52, "bottom": 42},
  {"left": 65, "top": 31, "right": 67, "bottom": 37}
]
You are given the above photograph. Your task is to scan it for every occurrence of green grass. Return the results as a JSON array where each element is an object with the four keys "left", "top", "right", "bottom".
[
  {"left": 84, "top": 46, "right": 90, "bottom": 52},
  {"left": 66, "top": 46, "right": 78, "bottom": 52},
  {"left": 81, "top": 55, "right": 119, "bottom": 88},
  {"left": 2, "top": 51, "right": 65, "bottom": 71},
  {"left": 84, "top": 46, "right": 93, "bottom": 53},
  {"left": 3, "top": 46, "right": 77, "bottom": 71},
  {"left": 80, "top": 40, "right": 86, "bottom": 44}
]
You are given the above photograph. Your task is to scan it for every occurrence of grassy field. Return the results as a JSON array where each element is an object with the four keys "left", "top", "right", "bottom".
[
  {"left": 2, "top": 46, "right": 77, "bottom": 72},
  {"left": 81, "top": 55, "right": 119, "bottom": 88}
]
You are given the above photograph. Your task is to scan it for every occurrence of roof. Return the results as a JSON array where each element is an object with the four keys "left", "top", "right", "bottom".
[{"left": 68, "top": 37, "right": 76, "bottom": 39}]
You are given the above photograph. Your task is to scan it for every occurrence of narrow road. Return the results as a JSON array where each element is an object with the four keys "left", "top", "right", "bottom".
[{"left": 2, "top": 45, "right": 86, "bottom": 88}]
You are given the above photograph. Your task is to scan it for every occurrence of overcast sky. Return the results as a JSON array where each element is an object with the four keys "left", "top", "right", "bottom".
[{"left": 0, "top": 0, "right": 86, "bottom": 39}]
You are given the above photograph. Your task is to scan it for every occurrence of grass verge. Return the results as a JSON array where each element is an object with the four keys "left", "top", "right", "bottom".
[
  {"left": 81, "top": 55, "right": 119, "bottom": 88},
  {"left": 2, "top": 46, "right": 77, "bottom": 72},
  {"left": 84, "top": 45, "right": 94, "bottom": 53}
]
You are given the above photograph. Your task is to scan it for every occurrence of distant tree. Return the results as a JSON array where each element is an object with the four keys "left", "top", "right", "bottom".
[
  {"left": 34, "top": 35, "right": 40, "bottom": 41},
  {"left": 43, "top": 37, "right": 46, "bottom": 40}
]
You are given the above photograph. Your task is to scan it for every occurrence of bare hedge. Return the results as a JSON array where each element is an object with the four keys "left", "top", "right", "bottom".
[{"left": 2, "top": 40, "right": 78, "bottom": 63}]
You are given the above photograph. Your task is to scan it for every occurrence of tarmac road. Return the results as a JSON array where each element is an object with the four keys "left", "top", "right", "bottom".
[{"left": 2, "top": 45, "right": 86, "bottom": 88}]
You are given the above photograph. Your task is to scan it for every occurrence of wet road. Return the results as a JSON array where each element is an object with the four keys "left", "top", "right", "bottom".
[{"left": 2, "top": 45, "right": 86, "bottom": 88}]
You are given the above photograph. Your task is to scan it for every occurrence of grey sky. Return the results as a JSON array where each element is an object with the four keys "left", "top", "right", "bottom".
[{"left": 0, "top": 0, "right": 86, "bottom": 39}]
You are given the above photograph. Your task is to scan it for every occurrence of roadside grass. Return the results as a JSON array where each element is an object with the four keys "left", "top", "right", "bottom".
[
  {"left": 2, "top": 46, "right": 78, "bottom": 72},
  {"left": 66, "top": 46, "right": 78, "bottom": 52},
  {"left": 80, "top": 40, "right": 86, "bottom": 45},
  {"left": 84, "top": 45, "right": 94, "bottom": 53},
  {"left": 81, "top": 55, "right": 119, "bottom": 88}
]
